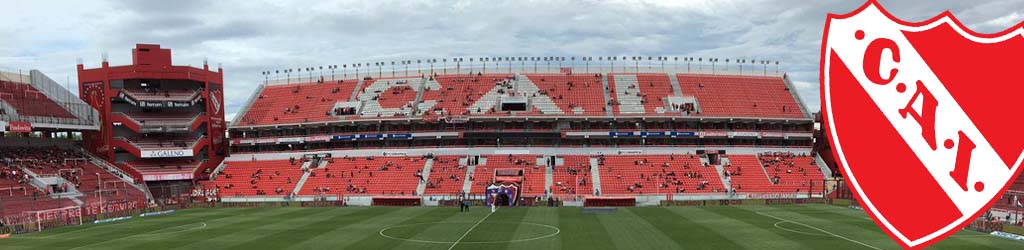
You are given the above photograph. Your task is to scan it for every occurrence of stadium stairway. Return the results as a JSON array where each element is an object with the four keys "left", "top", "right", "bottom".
[
  {"left": 713, "top": 164, "right": 732, "bottom": 192},
  {"left": 814, "top": 153, "right": 833, "bottom": 178},
  {"left": 514, "top": 74, "right": 564, "bottom": 115},
  {"left": 462, "top": 164, "right": 476, "bottom": 194},
  {"left": 357, "top": 78, "right": 419, "bottom": 118},
  {"left": 87, "top": 154, "right": 153, "bottom": 201},
  {"left": 291, "top": 161, "right": 316, "bottom": 195},
  {"left": 601, "top": 74, "right": 613, "bottom": 116},
  {"left": 349, "top": 78, "right": 366, "bottom": 101},
  {"left": 19, "top": 167, "right": 85, "bottom": 204},
  {"left": 590, "top": 157, "right": 602, "bottom": 196},
  {"left": 0, "top": 102, "right": 16, "bottom": 117},
  {"left": 611, "top": 74, "right": 646, "bottom": 114},
  {"left": 667, "top": 74, "right": 684, "bottom": 96},
  {"left": 468, "top": 85, "right": 503, "bottom": 115},
  {"left": 545, "top": 161, "right": 553, "bottom": 195},
  {"left": 416, "top": 158, "right": 434, "bottom": 195}
]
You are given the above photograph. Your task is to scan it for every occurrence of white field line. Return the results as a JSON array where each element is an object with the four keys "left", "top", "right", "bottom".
[
  {"left": 756, "top": 211, "right": 883, "bottom": 250},
  {"left": 65, "top": 222, "right": 207, "bottom": 250},
  {"left": 448, "top": 211, "right": 494, "bottom": 250}
]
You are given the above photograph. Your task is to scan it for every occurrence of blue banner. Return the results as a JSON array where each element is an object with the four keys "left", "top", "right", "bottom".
[
  {"left": 609, "top": 132, "right": 634, "bottom": 137},
  {"left": 671, "top": 131, "right": 697, "bottom": 137}
]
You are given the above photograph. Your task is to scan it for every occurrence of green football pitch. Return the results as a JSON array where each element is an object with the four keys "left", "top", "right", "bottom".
[{"left": 3, "top": 204, "right": 1021, "bottom": 250}]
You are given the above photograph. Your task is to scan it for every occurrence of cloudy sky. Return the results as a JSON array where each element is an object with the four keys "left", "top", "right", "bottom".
[{"left": 2, "top": 0, "right": 1022, "bottom": 121}]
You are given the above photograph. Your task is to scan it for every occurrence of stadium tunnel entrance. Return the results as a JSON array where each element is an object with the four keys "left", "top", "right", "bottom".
[{"left": 485, "top": 183, "right": 519, "bottom": 207}]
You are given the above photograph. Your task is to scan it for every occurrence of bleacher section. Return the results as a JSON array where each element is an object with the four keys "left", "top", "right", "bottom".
[
  {"left": 423, "top": 74, "right": 514, "bottom": 116},
  {"left": 423, "top": 156, "right": 467, "bottom": 195},
  {"left": 0, "top": 81, "right": 75, "bottom": 118},
  {"left": 355, "top": 78, "right": 418, "bottom": 117},
  {"left": 609, "top": 74, "right": 677, "bottom": 115},
  {"left": 757, "top": 152, "right": 824, "bottom": 194},
  {"left": 0, "top": 146, "right": 144, "bottom": 217},
  {"left": 598, "top": 155, "right": 723, "bottom": 195},
  {"left": 550, "top": 156, "right": 591, "bottom": 196},
  {"left": 676, "top": 74, "right": 802, "bottom": 118},
  {"left": 524, "top": 74, "right": 606, "bottom": 115},
  {"left": 298, "top": 156, "right": 426, "bottom": 196},
  {"left": 209, "top": 151, "right": 827, "bottom": 199},
  {"left": 723, "top": 155, "right": 776, "bottom": 194},
  {"left": 206, "top": 160, "right": 304, "bottom": 196},
  {"left": 121, "top": 88, "right": 199, "bottom": 102},
  {"left": 237, "top": 80, "right": 358, "bottom": 125},
  {"left": 236, "top": 73, "right": 806, "bottom": 127},
  {"left": 122, "top": 112, "right": 201, "bottom": 126}
]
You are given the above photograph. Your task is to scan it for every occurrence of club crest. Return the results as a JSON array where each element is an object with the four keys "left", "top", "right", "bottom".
[{"left": 821, "top": 1, "right": 1024, "bottom": 248}]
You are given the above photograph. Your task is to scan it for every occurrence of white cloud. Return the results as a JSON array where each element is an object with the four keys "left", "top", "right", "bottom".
[{"left": 981, "top": 12, "right": 1023, "bottom": 28}]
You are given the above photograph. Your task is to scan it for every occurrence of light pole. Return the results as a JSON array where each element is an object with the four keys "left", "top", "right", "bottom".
[
  {"left": 711, "top": 58, "right": 718, "bottom": 74},
  {"left": 286, "top": 69, "right": 292, "bottom": 84},
  {"left": 329, "top": 65, "right": 336, "bottom": 81},
  {"left": 585, "top": 56, "right": 593, "bottom": 72},
  {"left": 634, "top": 56, "right": 640, "bottom": 73},
  {"left": 455, "top": 58, "right": 461, "bottom": 74},
  {"left": 673, "top": 57, "right": 678, "bottom": 73},
  {"left": 761, "top": 60, "right": 768, "bottom": 76}
]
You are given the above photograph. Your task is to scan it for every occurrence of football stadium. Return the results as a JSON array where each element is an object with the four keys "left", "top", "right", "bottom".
[{"left": 2, "top": 1, "right": 1024, "bottom": 249}]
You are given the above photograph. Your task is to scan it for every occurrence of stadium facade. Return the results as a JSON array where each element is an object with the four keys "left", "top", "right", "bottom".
[{"left": 77, "top": 44, "right": 228, "bottom": 183}]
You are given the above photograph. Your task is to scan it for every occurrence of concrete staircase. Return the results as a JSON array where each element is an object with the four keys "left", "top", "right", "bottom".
[
  {"left": 415, "top": 78, "right": 441, "bottom": 114},
  {"left": 291, "top": 161, "right": 316, "bottom": 195},
  {"left": 589, "top": 158, "right": 602, "bottom": 196},
  {"left": 545, "top": 160, "right": 554, "bottom": 196},
  {"left": 468, "top": 86, "right": 506, "bottom": 114},
  {"left": 713, "top": 165, "right": 732, "bottom": 192},
  {"left": 416, "top": 158, "right": 434, "bottom": 195},
  {"left": 357, "top": 78, "right": 418, "bottom": 117},
  {"left": 20, "top": 168, "right": 84, "bottom": 205},
  {"left": 611, "top": 74, "right": 646, "bottom": 114},
  {"left": 462, "top": 165, "right": 477, "bottom": 194},
  {"left": 667, "top": 74, "right": 684, "bottom": 96},
  {"left": 515, "top": 74, "right": 565, "bottom": 115},
  {"left": 349, "top": 78, "right": 366, "bottom": 101},
  {"left": 601, "top": 74, "right": 614, "bottom": 116},
  {"left": 84, "top": 152, "right": 153, "bottom": 200}
]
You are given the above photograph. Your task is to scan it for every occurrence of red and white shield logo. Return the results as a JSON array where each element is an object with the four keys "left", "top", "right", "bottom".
[{"left": 822, "top": 1, "right": 1024, "bottom": 248}]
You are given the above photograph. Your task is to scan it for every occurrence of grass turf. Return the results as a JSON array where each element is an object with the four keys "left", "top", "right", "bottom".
[{"left": 3, "top": 204, "right": 1021, "bottom": 250}]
